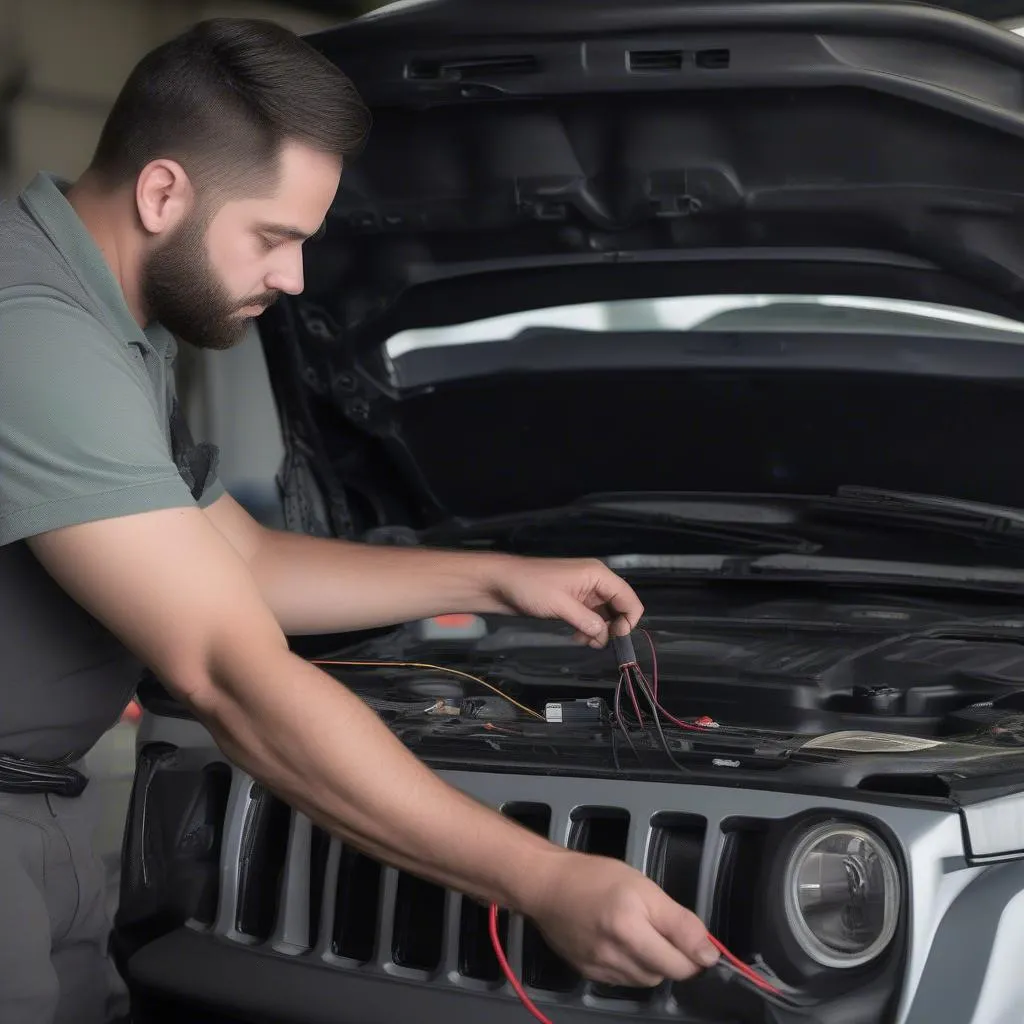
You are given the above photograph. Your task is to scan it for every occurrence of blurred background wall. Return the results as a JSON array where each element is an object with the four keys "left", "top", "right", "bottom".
[{"left": 0, "top": 0, "right": 386, "bottom": 524}]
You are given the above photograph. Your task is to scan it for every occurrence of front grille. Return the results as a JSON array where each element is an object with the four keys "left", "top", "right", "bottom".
[
  {"left": 210, "top": 770, "right": 722, "bottom": 1013},
  {"left": 198, "top": 768, "right": 906, "bottom": 1019}
]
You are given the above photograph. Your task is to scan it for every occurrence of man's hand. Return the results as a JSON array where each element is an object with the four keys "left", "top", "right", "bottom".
[
  {"left": 483, "top": 556, "right": 644, "bottom": 648},
  {"left": 524, "top": 852, "right": 720, "bottom": 986}
]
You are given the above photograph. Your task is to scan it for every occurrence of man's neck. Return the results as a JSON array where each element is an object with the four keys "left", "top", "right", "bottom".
[{"left": 64, "top": 173, "right": 148, "bottom": 329}]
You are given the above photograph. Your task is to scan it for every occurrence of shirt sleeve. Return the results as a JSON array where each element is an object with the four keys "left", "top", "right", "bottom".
[{"left": 0, "top": 295, "right": 202, "bottom": 545}]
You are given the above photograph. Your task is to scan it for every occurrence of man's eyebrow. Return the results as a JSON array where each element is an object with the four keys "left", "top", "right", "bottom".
[{"left": 257, "top": 221, "right": 326, "bottom": 242}]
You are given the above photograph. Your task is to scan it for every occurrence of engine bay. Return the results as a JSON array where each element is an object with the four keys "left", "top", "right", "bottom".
[
  {"left": 290, "top": 587, "right": 1024, "bottom": 795},
  {"left": 327, "top": 589, "right": 1024, "bottom": 725}
]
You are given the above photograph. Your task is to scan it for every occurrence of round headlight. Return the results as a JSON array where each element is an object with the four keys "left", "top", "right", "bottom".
[{"left": 782, "top": 822, "right": 900, "bottom": 969}]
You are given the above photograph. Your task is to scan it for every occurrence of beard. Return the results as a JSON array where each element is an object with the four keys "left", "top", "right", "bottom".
[{"left": 140, "top": 212, "right": 278, "bottom": 351}]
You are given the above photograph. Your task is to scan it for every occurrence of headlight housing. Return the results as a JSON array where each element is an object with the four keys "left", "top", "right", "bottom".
[{"left": 782, "top": 821, "right": 901, "bottom": 969}]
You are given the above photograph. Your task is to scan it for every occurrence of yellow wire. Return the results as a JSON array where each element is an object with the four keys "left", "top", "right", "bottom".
[{"left": 311, "top": 659, "right": 545, "bottom": 721}]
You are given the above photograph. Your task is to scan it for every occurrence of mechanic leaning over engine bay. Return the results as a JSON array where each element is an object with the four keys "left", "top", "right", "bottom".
[{"left": 0, "top": 17, "right": 722, "bottom": 1024}]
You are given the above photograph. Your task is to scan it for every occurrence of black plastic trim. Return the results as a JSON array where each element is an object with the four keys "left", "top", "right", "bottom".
[{"left": 129, "top": 927, "right": 693, "bottom": 1024}]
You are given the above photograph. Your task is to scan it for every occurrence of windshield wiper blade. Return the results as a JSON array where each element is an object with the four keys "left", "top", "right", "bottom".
[
  {"left": 422, "top": 502, "right": 820, "bottom": 554},
  {"left": 827, "top": 486, "right": 1024, "bottom": 533}
]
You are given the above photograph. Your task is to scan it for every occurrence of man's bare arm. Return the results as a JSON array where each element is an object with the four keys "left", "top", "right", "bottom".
[
  {"left": 204, "top": 493, "right": 641, "bottom": 643},
  {"left": 29, "top": 506, "right": 550, "bottom": 903},
  {"left": 28, "top": 506, "right": 718, "bottom": 985}
]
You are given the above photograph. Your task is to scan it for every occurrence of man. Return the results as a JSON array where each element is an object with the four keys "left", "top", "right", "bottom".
[{"left": 0, "top": 18, "right": 719, "bottom": 1024}]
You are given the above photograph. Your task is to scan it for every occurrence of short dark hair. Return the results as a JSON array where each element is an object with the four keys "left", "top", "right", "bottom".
[{"left": 89, "top": 18, "right": 371, "bottom": 197}]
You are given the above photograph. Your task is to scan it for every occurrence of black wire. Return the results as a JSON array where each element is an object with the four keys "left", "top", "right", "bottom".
[
  {"left": 611, "top": 726, "right": 623, "bottom": 772},
  {"left": 630, "top": 666, "right": 692, "bottom": 773},
  {"left": 620, "top": 667, "right": 665, "bottom": 756},
  {"left": 614, "top": 673, "right": 641, "bottom": 761}
]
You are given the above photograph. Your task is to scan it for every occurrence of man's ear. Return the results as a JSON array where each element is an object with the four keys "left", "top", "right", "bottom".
[{"left": 135, "top": 159, "right": 194, "bottom": 237}]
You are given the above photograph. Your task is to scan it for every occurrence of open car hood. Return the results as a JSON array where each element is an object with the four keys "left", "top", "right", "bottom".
[{"left": 259, "top": 0, "right": 1024, "bottom": 538}]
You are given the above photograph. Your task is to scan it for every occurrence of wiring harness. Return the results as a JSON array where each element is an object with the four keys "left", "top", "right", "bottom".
[{"left": 610, "top": 629, "right": 720, "bottom": 769}]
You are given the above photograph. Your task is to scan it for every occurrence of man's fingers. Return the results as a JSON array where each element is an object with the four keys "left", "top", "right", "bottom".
[
  {"left": 648, "top": 898, "right": 720, "bottom": 971},
  {"left": 611, "top": 922, "right": 703, "bottom": 984},
  {"left": 588, "top": 566, "right": 644, "bottom": 634},
  {"left": 551, "top": 593, "right": 610, "bottom": 646},
  {"left": 593, "top": 959, "right": 664, "bottom": 989},
  {"left": 540, "top": 561, "right": 643, "bottom": 648}
]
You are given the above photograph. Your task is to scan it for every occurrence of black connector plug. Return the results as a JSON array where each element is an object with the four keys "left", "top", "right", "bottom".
[
  {"left": 708, "top": 961, "right": 816, "bottom": 1015},
  {"left": 611, "top": 632, "right": 637, "bottom": 667}
]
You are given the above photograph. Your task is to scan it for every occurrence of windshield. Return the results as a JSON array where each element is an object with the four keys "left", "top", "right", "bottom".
[{"left": 384, "top": 294, "right": 1024, "bottom": 359}]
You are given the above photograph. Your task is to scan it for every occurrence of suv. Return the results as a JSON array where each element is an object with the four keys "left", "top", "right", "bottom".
[{"left": 113, "top": 2, "right": 1024, "bottom": 1022}]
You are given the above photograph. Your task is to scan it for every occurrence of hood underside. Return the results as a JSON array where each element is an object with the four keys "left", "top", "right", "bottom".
[{"left": 260, "top": 1, "right": 1024, "bottom": 534}]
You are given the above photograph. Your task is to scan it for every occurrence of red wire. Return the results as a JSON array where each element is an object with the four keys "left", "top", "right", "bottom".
[
  {"left": 639, "top": 627, "right": 659, "bottom": 699},
  {"left": 621, "top": 668, "right": 645, "bottom": 724},
  {"left": 707, "top": 936, "right": 787, "bottom": 997},
  {"left": 627, "top": 664, "right": 708, "bottom": 732},
  {"left": 488, "top": 904, "right": 555, "bottom": 1024}
]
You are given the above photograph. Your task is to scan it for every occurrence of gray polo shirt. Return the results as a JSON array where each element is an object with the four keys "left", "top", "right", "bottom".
[{"left": 0, "top": 172, "right": 225, "bottom": 759}]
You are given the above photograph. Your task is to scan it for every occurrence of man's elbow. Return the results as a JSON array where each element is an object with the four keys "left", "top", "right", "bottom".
[
  {"left": 167, "top": 621, "right": 290, "bottom": 708},
  {"left": 156, "top": 654, "right": 224, "bottom": 719}
]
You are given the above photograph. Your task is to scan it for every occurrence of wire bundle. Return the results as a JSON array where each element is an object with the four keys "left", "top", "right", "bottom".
[{"left": 612, "top": 628, "right": 718, "bottom": 767}]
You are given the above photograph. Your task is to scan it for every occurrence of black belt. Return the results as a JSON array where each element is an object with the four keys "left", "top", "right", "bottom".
[{"left": 0, "top": 753, "right": 88, "bottom": 797}]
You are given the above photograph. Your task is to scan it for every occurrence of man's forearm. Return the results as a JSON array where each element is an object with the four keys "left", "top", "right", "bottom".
[
  {"left": 248, "top": 529, "right": 514, "bottom": 634},
  {"left": 200, "top": 642, "right": 564, "bottom": 913}
]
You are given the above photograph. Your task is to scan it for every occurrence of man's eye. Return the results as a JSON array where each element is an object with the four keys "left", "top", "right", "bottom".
[{"left": 258, "top": 234, "right": 278, "bottom": 251}]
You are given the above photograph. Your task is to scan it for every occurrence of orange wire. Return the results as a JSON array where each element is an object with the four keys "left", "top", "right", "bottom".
[{"left": 311, "top": 659, "right": 545, "bottom": 721}]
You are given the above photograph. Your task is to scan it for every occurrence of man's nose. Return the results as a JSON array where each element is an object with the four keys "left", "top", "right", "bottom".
[{"left": 265, "top": 249, "right": 304, "bottom": 296}]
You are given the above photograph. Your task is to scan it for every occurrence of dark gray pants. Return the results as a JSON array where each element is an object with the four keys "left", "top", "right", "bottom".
[{"left": 0, "top": 779, "right": 129, "bottom": 1023}]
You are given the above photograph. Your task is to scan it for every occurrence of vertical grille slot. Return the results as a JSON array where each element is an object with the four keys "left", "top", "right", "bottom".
[
  {"left": 648, "top": 814, "right": 707, "bottom": 911},
  {"left": 235, "top": 783, "right": 291, "bottom": 941},
  {"left": 568, "top": 808, "right": 654, "bottom": 1003},
  {"left": 392, "top": 872, "right": 447, "bottom": 971},
  {"left": 332, "top": 847, "right": 383, "bottom": 963},
  {"left": 459, "top": 900, "right": 508, "bottom": 983},
  {"left": 710, "top": 823, "right": 768, "bottom": 958},
  {"left": 569, "top": 807, "right": 630, "bottom": 860},
  {"left": 307, "top": 826, "right": 332, "bottom": 948},
  {"left": 511, "top": 804, "right": 577, "bottom": 993},
  {"left": 459, "top": 803, "right": 550, "bottom": 983},
  {"left": 676, "top": 822, "right": 766, "bottom": 1015}
]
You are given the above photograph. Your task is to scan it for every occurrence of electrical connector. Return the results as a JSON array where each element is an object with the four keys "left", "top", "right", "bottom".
[
  {"left": 544, "top": 697, "right": 609, "bottom": 724},
  {"left": 611, "top": 632, "right": 637, "bottom": 667}
]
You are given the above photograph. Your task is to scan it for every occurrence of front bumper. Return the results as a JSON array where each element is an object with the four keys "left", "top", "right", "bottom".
[{"left": 119, "top": 715, "right": 1024, "bottom": 1024}]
